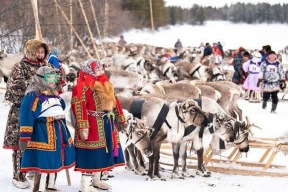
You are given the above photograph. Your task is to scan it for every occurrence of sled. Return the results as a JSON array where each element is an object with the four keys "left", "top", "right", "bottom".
[{"left": 160, "top": 138, "right": 288, "bottom": 177}]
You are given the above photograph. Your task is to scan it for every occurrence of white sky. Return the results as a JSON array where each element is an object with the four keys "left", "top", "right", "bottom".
[{"left": 165, "top": 0, "right": 288, "bottom": 8}]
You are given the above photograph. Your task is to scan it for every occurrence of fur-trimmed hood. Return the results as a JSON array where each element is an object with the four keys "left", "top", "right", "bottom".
[{"left": 24, "top": 39, "right": 49, "bottom": 61}]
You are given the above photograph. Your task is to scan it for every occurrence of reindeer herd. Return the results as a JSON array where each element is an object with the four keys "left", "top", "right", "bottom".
[{"left": 0, "top": 41, "right": 272, "bottom": 180}]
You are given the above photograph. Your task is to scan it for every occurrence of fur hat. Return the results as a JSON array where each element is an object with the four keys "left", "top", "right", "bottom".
[
  {"left": 243, "top": 51, "right": 250, "bottom": 57},
  {"left": 24, "top": 39, "right": 49, "bottom": 61}
]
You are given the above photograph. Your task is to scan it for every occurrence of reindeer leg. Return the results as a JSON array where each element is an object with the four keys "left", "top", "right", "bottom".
[
  {"left": 135, "top": 148, "right": 146, "bottom": 175},
  {"left": 127, "top": 144, "right": 142, "bottom": 175},
  {"left": 196, "top": 148, "right": 211, "bottom": 177},
  {"left": 180, "top": 141, "right": 194, "bottom": 178},
  {"left": 171, "top": 143, "right": 181, "bottom": 179},
  {"left": 124, "top": 145, "right": 134, "bottom": 171}
]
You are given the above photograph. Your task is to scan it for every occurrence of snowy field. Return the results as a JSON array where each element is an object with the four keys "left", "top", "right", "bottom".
[
  {"left": 0, "top": 85, "right": 288, "bottom": 192},
  {"left": 106, "top": 21, "right": 288, "bottom": 64}
]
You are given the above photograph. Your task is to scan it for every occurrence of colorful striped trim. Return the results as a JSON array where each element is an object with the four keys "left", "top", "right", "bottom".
[{"left": 20, "top": 126, "right": 33, "bottom": 133}]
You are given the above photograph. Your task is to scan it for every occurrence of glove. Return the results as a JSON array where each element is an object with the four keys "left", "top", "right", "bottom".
[
  {"left": 19, "top": 140, "right": 29, "bottom": 151},
  {"left": 257, "top": 79, "right": 263, "bottom": 87},
  {"left": 79, "top": 128, "right": 89, "bottom": 140},
  {"left": 280, "top": 80, "right": 286, "bottom": 90}
]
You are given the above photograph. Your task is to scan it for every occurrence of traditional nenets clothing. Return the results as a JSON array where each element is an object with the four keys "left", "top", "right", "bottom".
[
  {"left": 71, "top": 59, "right": 126, "bottom": 192},
  {"left": 258, "top": 51, "right": 285, "bottom": 113},
  {"left": 19, "top": 66, "right": 75, "bottom": 192},
  {"left": 243, "top": 53, "right": 262, "bottom": 91},
  {"left": 3, "top": 39, "right": 50, "bottom": 189},
  {"left": 242, "top": 52, "right": 262, "bottom": 102}
]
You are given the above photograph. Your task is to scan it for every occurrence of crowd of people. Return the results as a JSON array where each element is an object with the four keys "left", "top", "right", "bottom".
[
  {"left": 231, "top": 45, "right": 285, "bottom": 113},
  {"left": 3, "top": 39, "right": 127, "bottom": 192}
]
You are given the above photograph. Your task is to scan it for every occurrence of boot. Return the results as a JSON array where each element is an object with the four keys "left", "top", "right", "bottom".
[
  {"left": 12, "top": 150, "right": 29, "bottom": 189},
  {"left": 38, "top": 173, "right": 48, "bottom": 192},
  {"left": 262, "top": 101, "right": 267, "bottom": 109},
  {"left": 92, "top": 172, "right": 112, "bottom": 191},
  {"left": 46, "top": 173, "right": 61, "bottom": 192},
  {"left": 271, "top": 103, "right": 277, "bottom": 113},
  {"left": 81, "top": 174, "right": 98, "bottom": 192}
]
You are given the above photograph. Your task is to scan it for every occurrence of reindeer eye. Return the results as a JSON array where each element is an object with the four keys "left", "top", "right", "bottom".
[{"left": 189, "top": 109, "right": 195, "bottom": 114}]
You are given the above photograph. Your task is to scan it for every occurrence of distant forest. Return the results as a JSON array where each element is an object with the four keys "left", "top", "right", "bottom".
[{"left": 123, "top": 1, "right": 288, "bottom": 28}]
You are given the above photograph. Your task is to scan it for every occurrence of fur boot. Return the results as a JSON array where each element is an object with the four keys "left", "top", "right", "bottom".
[
  {"left": 80, "top": 174, "right": 98, "bottom": 192},
  {"left": 12, "top": 150, "right": 29, "bottom": 189},
  {"left": 38, "top": 173, "right": 48, "bottom": 192},
  {"left": 92, "top": 172, "right": 112, "bottom": 191},
  {"left": 46, "top": 173, "right": 61, "bottom": 192}
]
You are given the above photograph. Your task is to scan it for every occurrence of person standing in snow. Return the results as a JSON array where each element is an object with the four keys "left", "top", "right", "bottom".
[
  {"left": 258, "top": 51, "right": 285, "bottom": 113},
  {"left": 19, "top": 66, "right": 75, "bottom": 192},
  {"left": 3, "top": 39, "right": 50, "bottom": 189},
  {"left": 242, "top": 51, "right": 262, "bottom": 102},
  {"left": 71, "top": 59, "right": 126, "bottom": 192},
  {"left": 232, "top": 47, "right": 246, "bottom": 85}
]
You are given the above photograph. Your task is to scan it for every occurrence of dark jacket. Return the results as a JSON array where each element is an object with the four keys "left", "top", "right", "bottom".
[
  {"left": 232, "top": 52, "right": 245, "bottom": 84},
  {"left": 203, "top": 47, "right": 213, "bottom": 57}
]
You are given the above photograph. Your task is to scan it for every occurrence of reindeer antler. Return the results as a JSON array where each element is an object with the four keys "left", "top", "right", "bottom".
[{"left": 245, "top": 116, "right": 262, "bottom": 137}]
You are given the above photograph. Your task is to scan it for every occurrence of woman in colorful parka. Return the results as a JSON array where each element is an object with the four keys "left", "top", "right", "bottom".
[{"left": 71, "top": 59, "right": 126, "bottom": 192}]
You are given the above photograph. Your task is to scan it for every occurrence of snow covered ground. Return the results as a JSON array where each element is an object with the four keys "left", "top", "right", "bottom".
[
  {"left": 105, "top": 21, "right": 288, "bottom": 64},
  {"left": 0, "top": 83, "right": 288, "bottom": 192}
]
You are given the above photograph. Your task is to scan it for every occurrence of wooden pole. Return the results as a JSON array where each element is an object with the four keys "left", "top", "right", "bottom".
[
  {"left": 31, "top": 0, "right": 42, "bottom": 40},
  {"left": 53, "top": 0, "right": 92, "bottom": 58},
  {"left": 89, "top": 0, "right": 105, "bottom": 54},
  {"left": 149, "top": 0, "right": 154, "bottom": 31},
  {"left": 70, "top": 0, "right": 73, "bottom": 49},
  {"left": 54, "top": 0, "right": 63, "bottom": 45},
  {"left": 103, "top": 0, "right": 109, "bottom": 37},
  {"left": 77, "top": 0, "right": 100, "bottom": 60}
]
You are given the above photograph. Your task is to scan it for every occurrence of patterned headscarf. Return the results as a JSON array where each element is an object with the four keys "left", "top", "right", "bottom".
[
  {"left": 25, "top": 66, "right": 59, "bottom": 95},
  {"left": 82, "top": 59, "right": 105, "bottom": 77},
  {"left": 76, "top": 59, "right": 109, "bottom": 100}
]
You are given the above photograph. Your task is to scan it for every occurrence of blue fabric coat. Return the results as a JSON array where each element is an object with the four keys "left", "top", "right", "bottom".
[{"left": 19, "top": 92, "right": 75, "bottom": 173}]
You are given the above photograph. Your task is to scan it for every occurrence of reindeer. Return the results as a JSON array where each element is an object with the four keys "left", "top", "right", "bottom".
[
  {"left": 121, "top": 110, "right": 153, "bottom": 175},
  {"left": 118, "top": 96, "right": 209, "bottom": 180},
  {"left": 0, "top": 50, "right": 24, "bottom": 83}
]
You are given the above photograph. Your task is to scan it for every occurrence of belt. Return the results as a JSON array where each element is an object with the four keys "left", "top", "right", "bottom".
[{"left": 87, "top": 110, "right": 114, "bottom": 119}]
